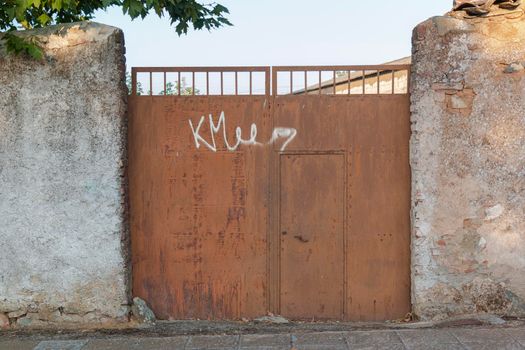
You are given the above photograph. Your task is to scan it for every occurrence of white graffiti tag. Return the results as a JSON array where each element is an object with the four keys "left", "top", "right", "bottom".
[
  {"left": 189, "top": 111, "right": 258, "bottom": 152},
  {"left": 189, "top": 112, "right": 297, "bottom": 152},
  {"left": 269, "top": 127, "right": 298, "bottom": 152}
]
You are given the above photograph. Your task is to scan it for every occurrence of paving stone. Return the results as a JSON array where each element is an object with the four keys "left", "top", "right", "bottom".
[
  {"left": 403, "top": 344, "right": 464, "bottom": 350},
  {"left": 241, "top": 334, "right": 291, "bottom": 347},
  {"left": 187, "top": 335, "right": 240, "bottom": 349},
  {"left": 506, "top": 328, "right": 525, "bottom": 346},
  {"left": 346, "top": 330, "right": 402, "bottom": 346},
  {"left": 396, "top": 329, "right": 459, "bottom": 347},
  {"left": 451, "top": 328, "right": 513, "bottom": 343},
  {"left": 83, "top": 336, "right": 188, "bottom": 350},
  {"left": 461, "top": 342, "right": 523, "bottom": 350},
  {"left": 294, "top": 345, "right": 348, "bottom": 350},
  {"left": 293, "top": 331, "right": 347, "bottom": 345},
  {"left": 294, "top": 345, "right": 347, "bottom": 350},
  {"left": 33, "top": 340, "right": 88, "bottom": 350},
  {"left": 186, "top": 347, "right": 238, "bottom": 350},
  {"left": 0, "top": 340, "right": 40, "bottom": 350},
  {"left": 240, "top": 347, "right": 290, "bottom": 350},
  {"left": 188, "top": 348, "right": 239, "bottom": 350},
  {"left": 1, "top": 327, "right": 524, "bottom": 350},
  {"left": 346, "top": 344, "right": 405, "bottom": 350}
]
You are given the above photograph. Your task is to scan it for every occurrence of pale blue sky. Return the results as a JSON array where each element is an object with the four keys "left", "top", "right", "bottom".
[{"left": 93, "top": 1, "right": 451, "bottom": 69}]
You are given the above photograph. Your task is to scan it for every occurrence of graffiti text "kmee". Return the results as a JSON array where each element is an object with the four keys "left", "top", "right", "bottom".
[{"left": 189, "top": 112, "right": 297, "bottom": 152}]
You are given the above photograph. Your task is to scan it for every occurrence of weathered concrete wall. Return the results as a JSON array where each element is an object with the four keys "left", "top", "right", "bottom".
[
  {"left": 0, "top": 22, "right": 129, "bottom": 327},
  {"left": 411, "top": 13, "right": 525, "bottom": 320}
]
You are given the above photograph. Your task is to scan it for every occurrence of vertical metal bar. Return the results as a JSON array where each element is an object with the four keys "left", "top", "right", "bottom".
[
  {"left": 271, "top": 68, "right": 277, "bottom": 96},
  {"left": 362, "top": 70, "right": 365, "bottom": 94},
  {"left": 318, "top": 71, "right": 322, "bottom": 95},
  {"left": 347, "top": 70, "right": 351, "bottom": 95},
  {"left": 377, "top": 71, "right": 380, "bottom": 94},
  {"left": 290, "top": 71, "right": 293, "bottom": 95},
  {"left": 192, "top": 71, "right": 195, "bottom": 96},
  {"left": 149, "top": 72, "right": 152, "bottom": 96},
  {"left": 265, "top": 68, "right": 271, "bottom": 96},
  {"left": 304, "top": 71, "right": 307, "bottom": 95},
  {"left": 178, "top": 71, "right": 181, "bottom": 96},
  {"left": 131, "top": 68, "right": 137, "bottom": 96},
  {"left": 221, "top": 71, "right": 224, "bottom": 96},
  {"left": 333, "top": 71, "right": 336, "bottom": 95},
  {"left": 392, "top": 70, "right": 395, "bottom": 94},
  {"left": 249, "top": 71, "right": 253, "bottom": 95},
  {"left": 235, "top": 71, "right": 238, "bottom": 95},
  {"left": 163, "top": 71, "right": 166, "bottom": 95},
  {"left": 207, "top": 71, "right": 211, "bottom": 95}
]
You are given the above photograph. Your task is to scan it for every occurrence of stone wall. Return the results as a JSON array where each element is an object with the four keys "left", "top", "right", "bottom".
[
  {"left": 3, "top": 12, "right": 525, "bottom": 328},
  {"left": 411, "top": 14, "right": 525, "bottom": 320},
  {"left": 0, "top": 22, "right": 129, "bottom": 327}
]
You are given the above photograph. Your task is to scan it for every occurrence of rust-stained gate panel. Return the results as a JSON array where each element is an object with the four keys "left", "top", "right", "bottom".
[
  {"left": 278, "top": 152, "right": 346, "bottom": 319},
  {"left": 129, "top": 65, "right": 411, "bottom": 321}
]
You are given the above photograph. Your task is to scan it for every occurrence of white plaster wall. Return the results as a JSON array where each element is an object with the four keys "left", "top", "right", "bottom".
[{"left": 0, "top": 22, "right": 129, "bottom": 327}]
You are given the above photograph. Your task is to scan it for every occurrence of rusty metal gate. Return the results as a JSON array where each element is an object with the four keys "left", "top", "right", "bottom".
[{"left": 128, "top": 65, "right": 411, "bottom": 321}]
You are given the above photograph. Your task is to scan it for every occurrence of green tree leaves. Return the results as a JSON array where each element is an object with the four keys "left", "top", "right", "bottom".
[
  {"left": 0, "top": 0, "right": 231, "bottom": 33},
  {"left": 3, "top": 32, "right": 43, "bottom": 59},
  {"left": 119, "top": 0, "right": 232, "bottom": 34},
  {"left": 1, "top": 0, "right": 231, "bottom": 59}
]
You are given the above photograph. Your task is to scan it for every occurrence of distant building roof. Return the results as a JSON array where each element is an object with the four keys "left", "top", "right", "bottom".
[{"left": 294, "top": 56, "right": 411, "bottom": 94}]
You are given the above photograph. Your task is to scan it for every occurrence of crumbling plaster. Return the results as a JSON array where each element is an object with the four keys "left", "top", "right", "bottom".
[
  {"left": 0, "top": 22, "right": 129, "bottom": 327},
  {"left": 411, "top": 13, "right": 525, "bottom": 319},
  {"left": 2, "top": 11, "right": 525, "bottom": 328}
]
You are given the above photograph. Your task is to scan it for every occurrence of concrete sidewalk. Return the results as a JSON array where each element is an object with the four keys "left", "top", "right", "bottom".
[{"left": 2, "top": 326, "right": 525, "bottom": 350}]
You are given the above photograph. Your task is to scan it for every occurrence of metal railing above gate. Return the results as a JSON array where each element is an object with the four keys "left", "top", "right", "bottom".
[{"left": 130, "top": 65, "right": 410, "bottom": 96}]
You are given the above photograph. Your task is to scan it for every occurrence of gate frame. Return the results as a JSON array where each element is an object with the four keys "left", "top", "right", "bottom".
[{"left": 129, "top": 64, "right": 412, "bottom": 320}]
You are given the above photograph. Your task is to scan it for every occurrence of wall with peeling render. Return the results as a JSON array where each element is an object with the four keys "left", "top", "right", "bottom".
[
  {"left": 2, "top": 12, "right": 525, "bottom": 328},
  {"left": 0, "top": 22, "right": 129, "bottom": 327},
  {"left": 411, "top": 14, "right": 525, "bottom": 320}
]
